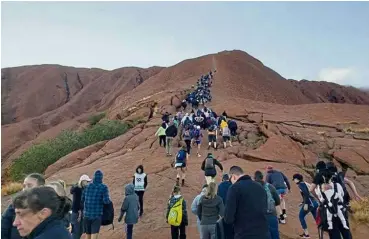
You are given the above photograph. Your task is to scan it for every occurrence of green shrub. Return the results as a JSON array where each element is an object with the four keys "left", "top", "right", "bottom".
[
  {"left": 88, "top": 112, "right": 106, "bottom": 126},
  {"left": 9, "top": 119, "right": 135, "bottom": 181}
]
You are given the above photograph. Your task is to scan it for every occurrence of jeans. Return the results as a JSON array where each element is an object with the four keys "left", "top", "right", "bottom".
[
  {"left": 185, "top": 140, "right": 191, "bottom": 154},
  {"left": 126, "top": 224, "right": 134, "bottom": 239},
  {"left": 166, "top": 137, "right": 173, "bottom": 154},
  {"left": 71, "top": 212, "right": 83, "bottom": 239},
  {"left": 197, "top": 220, "right": 203, "bottom": 238},
  {"left": 267, "top": 214, "right": 280, "bottom": 239},
  {"left": 135, "top": 191, "right": 144, "bottom": 216},
  {"left": 200, "top": 224, "right": 216, "bottom": 239},
  {"left": 171, "top": 222, "right": 186, "bottom": 239},
  {"left": 299, "top": 200, "right": 319, "bottom": 229},
  {"left": 159, "top": 135, "right": 166, "bottom": 147}
]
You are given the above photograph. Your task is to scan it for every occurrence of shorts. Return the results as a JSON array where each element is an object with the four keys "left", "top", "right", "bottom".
[
  {"left": 276, "top": 189, "right": 287, "bottom": 198},
  {"left": 222, "top": 136, "right": 230, "bottom": 142},
  {"left": 195, "top": 139, "right": 201, "bottom": 145},
  {"left": 84, "top": 217, "right": 102, "bottom": 234},
  {"left": 175, "top": 162, "right": 187, "bottom": 168},
  {"left": 208, "top": 135, "right": 216, "bottom": 143}
]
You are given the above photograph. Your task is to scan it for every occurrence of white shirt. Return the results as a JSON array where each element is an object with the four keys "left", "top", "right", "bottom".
[{"left": 134, "top": 173, "right": 146, "bottom": 191}]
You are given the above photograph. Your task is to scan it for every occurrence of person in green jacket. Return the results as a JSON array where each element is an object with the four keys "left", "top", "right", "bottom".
[{"left": 155, "top": 123, "right": 167, "bottom": 147}]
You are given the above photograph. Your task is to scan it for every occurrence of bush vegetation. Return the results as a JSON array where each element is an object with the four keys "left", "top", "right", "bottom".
[
  {"left": 9, "top": 119, "right": 140, "bottom": 181},
  {"left": 88, "top": 112, "right": 106, "bottom": 126},
  {"left": 350, "top": 197, "right": 369, "bottom": 224},
  {"left": 1, "top": 182, "right": 23, "bottom": 196}
]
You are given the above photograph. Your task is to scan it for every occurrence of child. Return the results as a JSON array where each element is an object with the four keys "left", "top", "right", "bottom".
[
  {"left": 118, "top": 184, "right": 140, "bottom": 239},
  {"left": 167, "top": 185, "right": 188, "bottom": 239},
  {"left": 133, "top": 165, "right": 148, "bottom": 217}
]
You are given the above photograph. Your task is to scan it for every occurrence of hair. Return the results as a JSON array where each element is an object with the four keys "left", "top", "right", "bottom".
[
  {"left": 161, "top": 123, "right": 167, "bottom": 129},
  {"left": 316, "top": 161, "right": 327, "bottom": 171},
  {"left": 26, "top": 173, "right": 45, "bottom": 186},
  {"left": 321, "top": 170, "right": 333, "bottom": 184},
  {"left": 229, "top": 166, "right": 244, "bottom": 176},
  {"left": 254, "top": 171, "right": 264, "bottom": 181},
  {"left": 326, "top": 162, "right": 338, "bottom": 173},
  {"left": 13, "top": 186, "right": 71, "bottom": 220},
  {"left": 292, "top": 173, "right": 303, "bottom": 182},
  {"left": 222, "top": 174, "right": 230, "bottom": 181},
  {"left": 136, "top": 165, "right": 144, "bottom": 173},
  {"left": 172, "top": 185, "right": 181, "bottom": 194},
  {"left": 47, "top": 180, "right": 67, "bottom": 197},
  {"left": 205, "top": 182, "right": 217, "bottom": 199}
]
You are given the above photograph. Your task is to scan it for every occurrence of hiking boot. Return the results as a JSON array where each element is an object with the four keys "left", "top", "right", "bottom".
[
  {"left": 299, "top": 233, "right": 310, "bottom": 238},
  {"left": 279, "top": 218, "right": 286, "bottom": 224},
  {"left": 181, "top": 179, "right": 185, "bottom": 187}
]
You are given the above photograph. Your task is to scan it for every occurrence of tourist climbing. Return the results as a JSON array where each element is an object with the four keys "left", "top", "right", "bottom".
[
  {"left": 201, "top": 153, "right": 224, "bottom": 184},
  {"left": 133, "top": 165, "right": 147, "bottom": 217},
  {"left": 174, "top": 146, "right": 189, "bottom": 187}
]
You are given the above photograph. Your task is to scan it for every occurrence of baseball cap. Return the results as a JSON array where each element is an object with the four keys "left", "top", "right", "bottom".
[{"left": 79, "top": 174, "right": 92, "bottom": 183}]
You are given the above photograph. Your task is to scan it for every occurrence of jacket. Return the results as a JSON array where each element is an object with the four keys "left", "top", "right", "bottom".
[
  {"left": 165, "top": 125, "right": 178, "bottom": 138},
  {"left": 198, "top": 195, "right": 224, "bottom": 225},
  {"left": 1, "top": 204, "right": 22, "bottom": 239},
  {"left": 217, "top": 181, "right": 232, "bottom": 206},
  {"left": 266, "top": 170, "right": 291, "bottom": 190},
  {"left": 155, "top": 127, "right": 166, "bottom": 137},
  {"left": 82, "top": 170, "right": 111, "bottom": 219},
  {"left": 166, "top": 195, "right": 188, "bottom": 226},
  {"left": 201, "top": 156, "right": 223, "bottom": 177},
  {"left": 224, "top": 175, "right": 269, "bottom": 239},
  {"left": 26, "top": 216, "right": 72, "bottom": 239},
  {"left": 297, "top": 181, "right": 317, "bottom": 206},
  {"left": 70, "top": 185, "right": 84, "bottom": 214},
  {"left": 191, "top": 190, "right": 206, "bottom": 223},
  {"left": 118, "top": 184, "right": 140, "bottom": 224},
  {"left": 256, "top": 181, "right": 281, "bottom": 216}
]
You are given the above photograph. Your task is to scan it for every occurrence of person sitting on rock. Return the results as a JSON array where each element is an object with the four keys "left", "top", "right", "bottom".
[
  {"left": 133, "top": 165, "right": 147, "bottom": 217},
  {"left": 155, "top": 123, "right": 167, "bottom": 148},
  {"left": 174, "top": 146, "right": 189, "bottom": 187},
  {"left": 201, "top": 153, "right": 224, "bottom": 184}
]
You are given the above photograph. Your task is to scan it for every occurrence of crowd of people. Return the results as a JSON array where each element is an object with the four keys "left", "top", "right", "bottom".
[{"left": 1, "top": 70, "right": 364, "bottom": 239}]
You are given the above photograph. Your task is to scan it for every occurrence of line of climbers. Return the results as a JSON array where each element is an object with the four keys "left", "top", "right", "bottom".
[{"left": 1, "top": 70, "right": 364, "bottom": 239}]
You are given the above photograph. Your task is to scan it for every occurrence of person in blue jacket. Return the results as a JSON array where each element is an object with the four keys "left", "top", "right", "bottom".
[
  {"left": 293, "top": 173, "right": 319, "bottom": 239},
  {"left": 217, "top": 174, "right": 232, "bottom": 206}
]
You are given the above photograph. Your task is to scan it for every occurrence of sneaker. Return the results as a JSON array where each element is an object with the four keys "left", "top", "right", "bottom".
[
  {"left": 279, "top": 218, "right": 286, "bottom": 224},
  {"left": 299, "top": 233, "right": 310, "bottom": 238}
]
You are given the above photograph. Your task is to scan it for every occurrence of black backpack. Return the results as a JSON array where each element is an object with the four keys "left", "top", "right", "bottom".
[
  {"left": 101, "top": 202, "right": 115, "bottom": 229},
  {"left": 331, "top": 172, "right": 350, "bottom": 205}
]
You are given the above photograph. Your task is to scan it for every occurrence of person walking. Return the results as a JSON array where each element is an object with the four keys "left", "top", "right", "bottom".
[
  {"left": 265, "top": 165, "right": 291, "bottom": 223},
  {"left": 174, "top": 146, "right": 189, "bottom": 187},
  {"left": 183, "top": 126, "right": 192, "bottom": 155},
  {"left": 222, "top": 126, "right": 232, "bottom": 149},
  {"left": 155, "top": 123, "right": 167, "bottom": 148},
  {"left": 201, "top": 153, "right": 223, "bottom": 184},
  {"left": 197, "top": 182, "right": 225, "bottom": 239},
  {"left": 118, "top": 184, "right": 140, "bottom": 239},
  {"left": 167, "top": 186, "right": 188, "bottom": 239},
  {"left": 224, "top": 166, "right": 269, "bottom": 239},
  {"left": 133, "top": 165, "right": 148, "bottom": 217},
  {"left": 254, "top": 171, "right": 281, "bottom": 239},
  {"left": 166, "top": 122, "right": 178, "bottom": 156},
  {"left": 70, "top": 174, "right": 91, "bottom": 239},
  {"left": 292, "top": 174, "right": 319, "bottom": 239},
  {"left": 217, "top": 174, "right": 232, "bottom": 206},
  {"left": 191, "top": 184, "right": 209, "bottom": 238}
]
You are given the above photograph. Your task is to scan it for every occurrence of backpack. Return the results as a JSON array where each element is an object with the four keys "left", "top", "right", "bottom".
[
  {"left": 264, "top": 183, "right": 276, "bottom": 214},
  {"left": 205, "top": 157, "right": 214, "bottom": 170},
  {"left": 184, "top": 130, "right": 190, "bottom": 137},
  {"left": 194, "top": 129, "right": 200, "bottom": 138},
  {"left": 184, "top": 117, "right": 191, "bottom": 126},
  {"left": 331, "top": 172, "right": 350, "bottom": 205},
  {"left": 101, "top": 201, "right": 115, "bottom": 229},
  {"left": 176, "top": 150, "right": 186, "bottom": 162},
  {"left": 167, "top": 198, "right": 184, "bottom": 226},
  {"left": 209, "top": 124, "right": 216, "bottom": 132}
]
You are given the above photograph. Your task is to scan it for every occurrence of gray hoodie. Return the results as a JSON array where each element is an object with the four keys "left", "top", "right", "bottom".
[
  {"left": 118, "top": 184, "right": 140, "bottom": 224},
  {"left": 197, "top": 195, "right": 224, "bottom": 225}
]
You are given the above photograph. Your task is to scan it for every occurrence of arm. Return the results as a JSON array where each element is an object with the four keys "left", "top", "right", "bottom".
[
  {"left": 183, "top": 200, "right": 189, "bottom": 226},
  {"left": 155, "top": 128, "right": 160, "bottom": 136},
  {"left": 132, "top": 176, "right": 135, "bottom": 185},
  {"left": 1, "top": 205, "right": 15, "bottom": 239},
  {"left": 201, "top": 160, "right": 205, "bottom": 171},
  {"left": 224, "top": 186, "right": 237, "bottom": 224},
  {"left": 282, "top": 173, "right": 291, "bottom": 191},
  {"left": 214, "top": 159, "right": 224, "bottom": 171},
  {"left": 103, "top": 186, "right": 111, "bottom": 204},
  {"left": 191, "top": 196, "right": 199, "bottom": 215},
  {"left": 197, "top": 200, "right": 203, "bottom": 221},
  {"left": 344, "top": 177, "right": 362, "bottom": 200},
  {"left": 144, "top": 175, "right": 148, "bottom": 189},
  {"left": 70, "top": 185, "right": 76, "bottom": 194},
  {"left": 174, "top": 127, "right": 178, "bottom": 137},
  {"left": 118, "top": 199, "right": 128, "bottom": 222},
  {"left": 269, "top": 185, "right": 281, "bottom": 206},
  {"left": 299, "top": 183, "right": 310, "bottom": 205},
  {"left": 218, "top": 198, "right": 225, "bottom": 218}
]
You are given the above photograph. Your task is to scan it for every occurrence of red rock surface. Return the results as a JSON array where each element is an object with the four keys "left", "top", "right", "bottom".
[{"left": 2, "top": 50, "right": 369, "bottom": 238}]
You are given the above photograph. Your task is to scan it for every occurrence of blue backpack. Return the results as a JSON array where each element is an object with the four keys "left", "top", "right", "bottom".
[
  {"left": 176, "top": 150, "right": 186, "bottom": 162},
  {"left": 194, "top": 129, "right": 200, "bottom": 138}
]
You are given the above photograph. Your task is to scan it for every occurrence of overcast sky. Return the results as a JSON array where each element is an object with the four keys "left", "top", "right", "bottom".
[{"left": 2, "top": 1, "right": 369, "bottom": 87}]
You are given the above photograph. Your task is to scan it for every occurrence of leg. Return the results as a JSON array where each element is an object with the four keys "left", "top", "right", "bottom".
[
  {"left": 126, "top": 224, "right": 133, "bottom": 239},
  {"left": 166, "top": 138, "right": 170, "bottom": 154},
  {"left": 337, "top": 215, "right": 352, "bottom": 239},
  {"left": 137, "top": 191, "right": 144, "bottom": 216},
  {"left": 209, "top": 224, "right": 217, "bottom": 239},
  {"left": 267, "top": 215, "right": 280, "bottom": 239},
  {"left": 327, "top": 210, "right": 333, "bottom": 230},
  {"left": 337, "top": 207, "right": 349, "bottom": 229},
  {"left": 179, "top": 222, "right": 186, "bottom": 239},
  {"left": 200, "top": 225, "right": 208, "bottom": 239},
  {"left": 84, "top": 218, "right": 92, "bottom": 239},
  {"left": 171, "top": 226, "right": 179, "bottom": 239},
  {"left": 90, "top": 218, "right": 102, "bottom": 239},
  {"left": 168, "top": 138, "right": 173, "bottom": 155},
  {"left": 185, "top": 140, "right": 191, "bottom": 154},
  {"left": 299, "top": 206, "right": 310, "bottom": 235},
  {"left": 197, "top": 220, "right": 203, "bottom": 239},
  {"left": 181, "top": 168, "right": 186, "bottom": 186},
  {"left": 163, "top": 136, "right": 166, "bottom": 147}
]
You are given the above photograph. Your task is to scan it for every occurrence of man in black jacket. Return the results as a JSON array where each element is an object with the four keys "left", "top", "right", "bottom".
[
  {"left": 224, "top": 166, "right": 269, "bottom": 239},
  {"left": 165, "top": 122, "right": 178, "bottom": 156},
  {"left": 201, "top": 153, "right": 223, "bottom": 184}
]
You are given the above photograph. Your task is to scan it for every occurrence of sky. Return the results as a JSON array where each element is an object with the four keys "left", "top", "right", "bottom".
[{"left": 1, "top": 1, "right": 369, "bottom": 88}]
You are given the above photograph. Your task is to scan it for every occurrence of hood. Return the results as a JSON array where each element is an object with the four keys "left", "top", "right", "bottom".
[
  {"left": 237, "top": 175, "right": 252, "bottom": 183},
  {"left": 136, "top": 165, "right": 144, "bottom": 174},
  {"left": 125, "top": 184, "right": 135, "bottom": 195},
  {"left": 93, "top": 170, "right": 103, "bottom": 184}
]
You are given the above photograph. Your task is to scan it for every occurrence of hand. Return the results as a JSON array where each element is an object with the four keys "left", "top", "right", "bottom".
[
  {"left": 303, "top": 204, "right": 309, "bottom": 211},
  {"left": 77, "top": 213, "right": 81, "bottom": 222}
]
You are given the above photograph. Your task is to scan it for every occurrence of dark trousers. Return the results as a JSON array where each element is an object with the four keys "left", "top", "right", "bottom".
[
  {"left": 328, "top": 216, "right": 352, "bottom": 239},
  {"left": 126, "top": 224, "right": 134, "bottom": 239},
  {"left": 185, "top": 140, "right": 191, "bottom": 154},
  {"left": 71, "top": 212, "right": 83, "bottom": 239},
  {"left": 159, "top": 135, "right": 166, "bottom": 147},
  {"left": 267, "top": 214, "right": 280, "bottom": 239},
  {"left": 171, "top": 222, "right": 186, "bottom": 239},
  {"left": 135, "top": 191, "right": 144, "bottom": 216}
]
